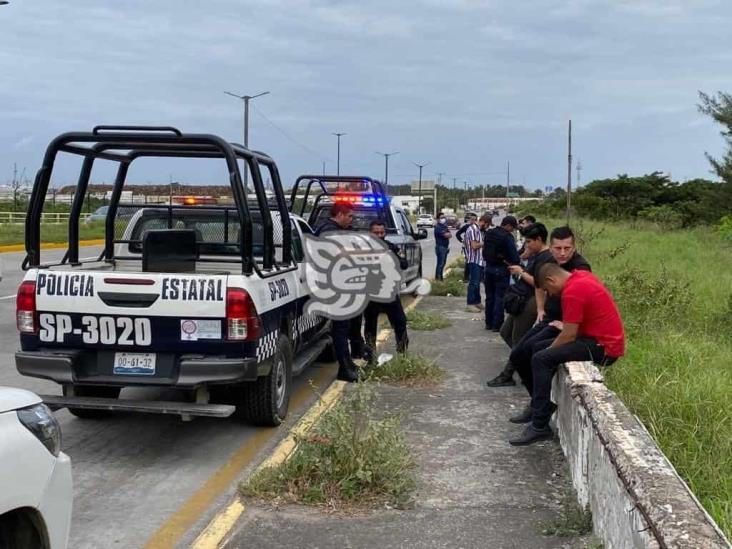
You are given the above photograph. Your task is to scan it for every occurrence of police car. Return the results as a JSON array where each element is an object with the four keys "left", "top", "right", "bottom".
[
  {"left": 290, "top": 175, "right": 428, "bottom": 283},
  {"left": 15, "top": 126, "right": 330, "bottom": 426}
]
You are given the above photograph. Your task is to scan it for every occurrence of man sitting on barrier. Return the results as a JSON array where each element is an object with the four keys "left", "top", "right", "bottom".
[{"left": 508, "top": 263, "right": 625, "bottom": 446}]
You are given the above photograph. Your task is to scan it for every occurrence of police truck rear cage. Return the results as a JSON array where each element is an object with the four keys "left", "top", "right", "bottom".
[
  {"left": 24, "top": 125, "right": 292, "bottom": 276},
  {"left": 289, "top": 174, "right": 397, "bottom": 233}
]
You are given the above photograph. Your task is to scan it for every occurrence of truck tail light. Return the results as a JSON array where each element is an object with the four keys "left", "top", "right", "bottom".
[
  {"left": 226, "top": 287, "right": 261, "bottom": 341},
  {"left": 17, "top": 280, "right": 37, "bottom": 334}
]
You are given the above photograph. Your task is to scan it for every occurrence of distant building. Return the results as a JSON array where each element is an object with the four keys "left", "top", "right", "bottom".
[{"left": 390, "top": 195, "right": 419, "bottom": 213}]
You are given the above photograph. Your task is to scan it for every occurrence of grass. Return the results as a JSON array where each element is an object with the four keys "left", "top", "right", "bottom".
[
  {"left": 538, "top": 216, "right": 732, "bottom": 538},
  {"left": 406, "top": 309, "right": 452, "bottom": 330},
  {"left": 0, "top": 221, "right": 105, "bottom": 245},
  {"left": 541, "top": 500, "right": 593, "bottom": 537},
  {"left": 364, "top": 352, "right": 445, "bottom": 386},
  {"left": 240, "top": 382, "right": 415, "bottom": 509},
  {"left": 429, "top": 277, "right": 466, "bottom": 297}
]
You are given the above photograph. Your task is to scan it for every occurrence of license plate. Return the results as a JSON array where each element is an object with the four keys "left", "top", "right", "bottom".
[{"left": 113, "top": 352, "right": 156, "bottom": 375}]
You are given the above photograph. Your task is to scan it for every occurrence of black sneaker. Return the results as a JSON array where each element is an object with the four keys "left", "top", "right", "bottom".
[
  {"left": 487, "top": 373, "right": 516, "bottom": 387},
  {"left": 337, "top": 363, "right": 360, "bottom": 383},
  {"left": 509, "top": 424, "right": 553, "bottom": 446},
  {"left": 509, "top": 405, "right": 532, "bottom": 424}
]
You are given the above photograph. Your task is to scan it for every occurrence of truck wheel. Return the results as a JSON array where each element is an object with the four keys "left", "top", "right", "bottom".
[
  {"left": 63, "top": 385, "right": 121, "bottom": 419},
  {"left": 240, "top": 335, "right": 293, "bottom": 426}
]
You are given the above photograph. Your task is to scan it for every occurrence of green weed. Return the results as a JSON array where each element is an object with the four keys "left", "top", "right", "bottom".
[
  {"left": 406, "top": 309, "right": 452, "bottom": 331},
  {"left": 364, "top": 352, "right": 445, "bottom": 386},
  {"left": 429, "top": 277, "right": 466, "bottom": 297},
  {"left": 240, "top": 382, "right": 415, "bottom": 508}
]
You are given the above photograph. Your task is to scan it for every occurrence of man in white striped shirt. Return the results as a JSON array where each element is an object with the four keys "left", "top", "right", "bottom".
[{"left": 464, "top": 213, "right": 488, "bottom": 313}]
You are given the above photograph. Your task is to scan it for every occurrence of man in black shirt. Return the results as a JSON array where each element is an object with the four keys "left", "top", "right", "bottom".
[
  {"left": 506, "top": 225, "right": 591, "bottom": 422},
  {"left": 363, "top": 221, "right": 410, "bottom": 353},
  {"left": 483, "top": 215, "right": 520, "bottom": 331},
  {"left": 486, "top": 222, "right": 547, "bottom": 387}
]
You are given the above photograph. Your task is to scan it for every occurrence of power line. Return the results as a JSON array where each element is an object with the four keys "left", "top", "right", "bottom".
[{"left": 250, "top": 104, "right": 331, "bottom": 163}]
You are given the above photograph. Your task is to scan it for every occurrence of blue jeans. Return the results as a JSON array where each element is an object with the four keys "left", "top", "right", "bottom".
[
  {"left": 483, "top": 265, "right": 510, "bottom": 329},
  {"left": 435, "top": 245, "right": 449, "bottom": 280},
  {"left": 467, "top": 262, "right": 483, "bottom": 305}
]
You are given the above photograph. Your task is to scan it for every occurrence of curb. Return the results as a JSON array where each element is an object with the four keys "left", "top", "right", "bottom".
[
  {"left": 554, "top": 361, "right": 731, "bottom": 548},
  {"left": 0, "top": 239, "right": 105, "bottom": 253}
]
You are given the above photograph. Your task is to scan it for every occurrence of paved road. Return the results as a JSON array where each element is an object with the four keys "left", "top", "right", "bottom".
[{"left": 0, "top": 232, "right": 462, "bottom": 548}]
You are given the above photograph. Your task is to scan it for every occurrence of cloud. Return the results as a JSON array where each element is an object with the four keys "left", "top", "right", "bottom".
[
  {"left": 0, "top": 0, "right": 730, "bottom": 188},
  {"left": 12, "top": 136, "right": 33, "bottom": 150}
]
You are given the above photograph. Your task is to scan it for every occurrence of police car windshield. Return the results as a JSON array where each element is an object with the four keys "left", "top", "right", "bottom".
[{"left": 312, "top": 206, "right": 396, "bottom": 232}]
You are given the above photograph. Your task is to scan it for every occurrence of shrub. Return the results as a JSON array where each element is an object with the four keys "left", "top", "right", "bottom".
[
  {"left": 429, "top": 277, "right": 466, "bottom": 296},
  {"left": 637, "top": 204, "right": 685, "bottom": 229},
  {"left": 241, "top": 382, "right": 415, "bottom": 508},
  {"left": 606, "top": 266, "right": 691, "bottom": 334},
  {"left": 718, "top": 215, "right": 732, "bottom": 242},
  {"left": 365, "top": 352, "right": 445, "bottom": 386}
]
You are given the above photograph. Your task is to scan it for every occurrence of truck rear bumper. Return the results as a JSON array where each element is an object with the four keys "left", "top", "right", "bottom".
[{"left": 15, "top": 349, "right": 259, "bottom": 387}]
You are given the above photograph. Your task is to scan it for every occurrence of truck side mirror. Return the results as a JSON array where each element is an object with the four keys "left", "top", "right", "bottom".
[{"left": 417, "top": 229, "right": 428, "bottom": 240}]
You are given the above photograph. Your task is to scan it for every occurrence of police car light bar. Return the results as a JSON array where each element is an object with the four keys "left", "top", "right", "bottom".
[{"left": 333, "top": 193, "right": 389, "bottom": 206}]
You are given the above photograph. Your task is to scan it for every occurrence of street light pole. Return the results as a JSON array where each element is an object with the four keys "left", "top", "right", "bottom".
[
  {"left": 567, "top": 120, "right": 572, "bottom": 224},
  {"left": 413, "top": 162, "right": 429, "bottom": 214},
  {"left": 375, "top": 151, "right": 398, "bottom": 190},
  {"left": 333, "top": 133, "right": 346, "bottom": 175},
  {"left": 224, "top": 90, "right": 270, "bottom": 186}
]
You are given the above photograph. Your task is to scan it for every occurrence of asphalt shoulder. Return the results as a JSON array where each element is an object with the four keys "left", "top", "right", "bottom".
[{"left": 226, "top": 295, "right": 591, "bottom": 549}]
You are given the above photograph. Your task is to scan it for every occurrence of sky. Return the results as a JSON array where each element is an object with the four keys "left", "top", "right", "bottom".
[{"left": 1, "top": 0, "right": 731, "bottom": 193}]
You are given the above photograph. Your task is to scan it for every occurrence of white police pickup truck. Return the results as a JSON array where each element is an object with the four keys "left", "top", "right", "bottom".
[{"left": 15, "top": 126, "right": 330, "bottom": 426}]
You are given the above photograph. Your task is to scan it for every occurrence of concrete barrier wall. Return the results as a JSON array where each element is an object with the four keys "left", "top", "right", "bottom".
[{"left": 553, "top": 361, "right": 731, "bottom": 549}]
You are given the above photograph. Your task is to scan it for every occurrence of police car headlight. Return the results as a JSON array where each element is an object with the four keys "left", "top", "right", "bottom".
[{"left": 17, "top": 403, "right": 62, "bottom": 457}]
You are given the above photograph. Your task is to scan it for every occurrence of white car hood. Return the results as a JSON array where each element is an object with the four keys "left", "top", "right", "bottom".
[{"left": 0, "top": 387, "right": 42, "bottom": 413}]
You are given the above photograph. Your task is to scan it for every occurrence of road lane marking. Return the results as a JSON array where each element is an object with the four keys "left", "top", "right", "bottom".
[
  {"left": 0, "top": 294, "right": 15, "bottom": 300},
  {"left": 143, "top": 363, "right": 336, "bottom": 549},
  {"left": 190, "top": 381, "right": 348, "bottom": 549},
  {"left": 188, "top": 296, "right": 425, "bottom": 549}
]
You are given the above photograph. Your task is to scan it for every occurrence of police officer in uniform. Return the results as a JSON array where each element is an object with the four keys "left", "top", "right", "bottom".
[
  {"left": 363, "top": 220, "right": 409, "bottom": 354},
  {"left": 315, "top": 202, "right": 372, "bottom": 382}
]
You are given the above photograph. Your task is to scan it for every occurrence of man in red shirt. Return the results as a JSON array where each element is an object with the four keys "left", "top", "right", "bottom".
[{"left": 509, "top": 263, "right": 625, "bottom": 446}]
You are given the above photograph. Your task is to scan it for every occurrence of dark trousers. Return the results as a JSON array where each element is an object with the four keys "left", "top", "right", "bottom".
[
  {"left": 483, "top": 265, "right": 510, "bottom": 329},
  {"left": 498, "top": 295, "right": 537, "bottom": 376},
  {"left": 331, "top": 319, "right": 353, "bottom": 370},
  {"left": 509, "top": 322, "right": 561, "bottom": 396},
  {"left": 530, "top": 337, "right": 615, "bottom": 428},
  {"left": 435, "top": 245, "right": 449, "bottom": 280},
  {"left": 348, "top": 315, "right": 367, "bottom": 357},
  {"left": 363, "top": 299, "right": 409, "bottom": 352},
  {"left": 467, "top": 263, "right": 483, "bottom": 305}
]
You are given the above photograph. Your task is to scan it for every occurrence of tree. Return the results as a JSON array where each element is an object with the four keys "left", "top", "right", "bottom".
[{"left": 698, "top": 91, "right": 732, "bottom": 184}]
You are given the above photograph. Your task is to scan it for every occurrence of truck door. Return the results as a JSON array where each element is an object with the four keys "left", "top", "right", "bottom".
[{"left": 290, "top": 219, "right": 326, "bottom": 352}]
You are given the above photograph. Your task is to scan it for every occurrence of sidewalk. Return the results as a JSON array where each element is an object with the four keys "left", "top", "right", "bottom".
[{"left": 225, "top": 296, "right": 594, "bottom": 549}]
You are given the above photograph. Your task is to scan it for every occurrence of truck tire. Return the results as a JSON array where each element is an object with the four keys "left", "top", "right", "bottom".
[
  {"left": 63, "top": 385, "right": 121, "bottom": 419},
  {"left": 240, "top": 335, "right": 293, "bottom": 426}
]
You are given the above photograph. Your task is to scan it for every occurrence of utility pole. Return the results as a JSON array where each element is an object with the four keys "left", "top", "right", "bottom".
[
  {"left": 224, "top": 90, "right": 270, "bottom": 186},
  {"left": 506, "top": 161, "right": 510, "bottom": 198},
  {"left": 452, "top": 177, "right": 458, "bottom": 211},
  {"left": 436, "top": 172, "right": 445, "bottom": 216},
  {"left": 376, "top": 151, "right": 398, "bottom": 190},
  {"left": 322, "top": 161, "right": 326, "bottom": 176},
  {"left": 576, "top": 160, "right": 582, "bottom": 188},
  {"left": 333, "top": 132, "right": 346, "bottom": 175},
  {"left": 413, "top": 162, "right": 429, "bottom": 214},
  {"left": 567, "top": 120, "right": 572, "bottom": 224}
]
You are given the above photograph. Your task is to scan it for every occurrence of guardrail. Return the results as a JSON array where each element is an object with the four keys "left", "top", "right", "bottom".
[{"left": 0, "top": 212, "right": 80, "bottom": 224}]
